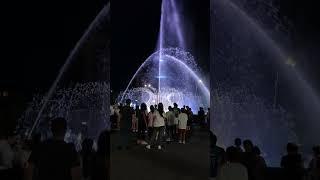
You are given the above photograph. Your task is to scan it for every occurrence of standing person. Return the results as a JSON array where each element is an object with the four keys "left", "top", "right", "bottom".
[
  {"left": 210, "top": 132, "right": 225, "bottom": 179},
  {"left": 0, "top": 132, "right": 15, "bottom": 179},
  {"left": 25, "top": 117, "right": 81, "bottom": 180},
  {"left": 91, "top": 130, "right": 110, "bottom": 180},
  {"left": 280, "top": 143, "right": 304, "bottom": 180},
  {"left": 146, "top": 103, "right": 166, "bottom": 150},
  {"left": 165, "top": 106, "right": 175, "bottom": 142},
  {"left": 137, "top": 103, "right": 148, "bottom": 145},
  {"left": 186, "top": 107, "right": 193, "bottom": 140},
  {"left": 308, "top": 145, "right": 320, "bottom": 180},
  {"left": 118, "top": 99, "right": 135, "bottom": 150},
  {"left": 242, "top": 140, "right": 255, "bottom": 180},
  {"left": 178, "top": 108, "right": 188, "bottom": 144},
  {"left": 132, "top": 105, "right": 139, "bottom": 133},
  {"left": 234, "top": 138, "right": 243, "bottom": 153},
  {"left": 217, "top": 146, "right": 248, "bottom": 180},
  {"left": 198, "top": 107, "right": 205, "bottom": 128},
  {"left": 80, "top": 138, "right": 94, "bottom": 180},
  {"left": 113, "top": 105, "right": 121, "bottom": 130},
  {"left": 173, "top": 103, "right": 179, "bottom": 141},
  {"left": 252, "top": 146, "right": 267, "bottom": 180},
  {"left": 147, "top": 105, "right": 155, "bottom": 139},
  {"left": 12, "top": 134, "right": 29, "bottom": 180}
]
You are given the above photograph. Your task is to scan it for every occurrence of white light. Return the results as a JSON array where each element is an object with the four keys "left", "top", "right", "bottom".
[
  {"left": 199, "top": 79, "right": 203, "bottom": 83},
  {"left": 148, "top": 84, "right": 151, "bottom": 87},
  {"left": 3, "top": 91, "right": 8, "bottom": 97},
  {"left": 144, "top": 84, "right": 147, "bottom": 87}
]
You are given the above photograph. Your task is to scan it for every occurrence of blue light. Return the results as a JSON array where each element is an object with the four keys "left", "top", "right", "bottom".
[{"left": 155, "top": 75, "right": 167, "bottom": 79}]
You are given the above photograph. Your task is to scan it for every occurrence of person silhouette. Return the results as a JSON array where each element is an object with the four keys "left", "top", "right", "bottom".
[
  {"left": 280, "top": 143, "right": 304, "bottom": 180},
  {"left": 25, "top": 117, "right": 81, "bottom": 180},
  {"left": 209, "top": 132, "right": 225, "bottom": 179},
  {"left": 118, "top": 99, "right": 135, "bottom": 150}
]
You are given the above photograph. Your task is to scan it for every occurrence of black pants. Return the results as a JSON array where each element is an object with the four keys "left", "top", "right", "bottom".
[
  {"left": 149, "top": 126, "right": 165, "bottom": 147},
  {"left": 138, "top": 121, "right": 146, "bottom": 140},
  {"left": 167, "top": 125, "right": 175, "bottom": 140},
  {"left": 147, "top": 127, "right": 153, "bottom": 139}
]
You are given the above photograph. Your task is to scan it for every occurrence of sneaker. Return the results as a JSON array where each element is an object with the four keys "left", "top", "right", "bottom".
[
  {"left": 141, "top": 141, "right": 148, "bottom": 145},
  {"left": 146, "top": 145, "right": 151, "bottom": 149},
  {"left": 179, "top": 140, "right": 182, "bottom": 144},
  {"left": 183, "top": 141, "right": 186, "bottom": 144},
  {"left": 158, "top": 145, "right": 162, "bottom": 150}
]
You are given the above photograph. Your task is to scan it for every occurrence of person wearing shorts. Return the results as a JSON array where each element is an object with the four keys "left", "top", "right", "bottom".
[{"left": 178, "top": 108, "right": 188, "bottom": 144}]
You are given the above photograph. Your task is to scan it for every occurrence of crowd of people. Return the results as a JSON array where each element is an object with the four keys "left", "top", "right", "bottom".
[
  {"left": 0, "top": 118, "right": 109, "bottom": 180},
  {"left": 2, "top": 98, "right": 319, "bottom": 180},
  {"left": 110, "top": 99, "right": 210, "bottom": 150},
  {"left": 210, "top": 132, "right": 320, "bottom": 180}
]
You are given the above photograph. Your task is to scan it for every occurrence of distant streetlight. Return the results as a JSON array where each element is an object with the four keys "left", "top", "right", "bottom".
[{"left": 148, "top": 84, "right": 151, "bottom": 87}]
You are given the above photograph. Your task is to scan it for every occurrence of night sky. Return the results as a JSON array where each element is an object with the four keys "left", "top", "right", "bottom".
[
  {"left": 1, "top": 0, "right": 319, "bottom": 99},
  {"left": 1, "top": 0, "right": 106, "bottom": 96}
]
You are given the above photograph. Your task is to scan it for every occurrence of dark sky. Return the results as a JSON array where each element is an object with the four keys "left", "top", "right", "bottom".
[
  {"left": 278, "top": 0, "right": 320, "bottom": 89},
  {"left": 1, "top": 0, "right": 319, "bottom": 96},
  {"left": 1, "top": 1, "right": 106, "bottom": 95}
]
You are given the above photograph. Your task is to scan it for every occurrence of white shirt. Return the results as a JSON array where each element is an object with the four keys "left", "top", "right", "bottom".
[
  {"left": 0, "top": 140, "right": 14, "bottom": 170},
  {"left": 153, "top": 110, "right": 165, "bottom": 127},
  {"left": 178, "top": 113, "right": 188, "bottom": 129},
  {"left": 217, "top": 162, "right": 248, "bottom": 180},
  {"left": 165, "top": 111, "right": 175, "bottom": 126}
]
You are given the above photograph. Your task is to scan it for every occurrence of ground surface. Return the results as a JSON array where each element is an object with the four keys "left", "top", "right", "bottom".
[{"left": 110, "top": 126, "right": 210, "bottom": 180}]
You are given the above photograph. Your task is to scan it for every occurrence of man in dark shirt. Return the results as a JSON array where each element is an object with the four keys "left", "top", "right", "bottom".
[
  {"left": 210, "top": 132, "right": 225, "bottom": 178},
  {"left": 242, "top": 139, "right": 256, "bottom": 180},
  {"left": 198, "top": 107, "right": 205, "bottom": 127},
  {"left": 281, "top": 143, "right": 304, "bottom": 180},
  {"left": 25, "top": 117, "right": 81, "bottom": 180},
  {"left": 118, "top": 99, "right": 135, "bottom": 150}
]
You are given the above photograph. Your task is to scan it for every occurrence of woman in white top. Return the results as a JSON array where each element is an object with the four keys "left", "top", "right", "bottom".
[
  {"left": 178, "top": 108, "right": 188, "bottom": 144},
  {"left": 146, "top": 103, "right": 166, "bottom": 150}
]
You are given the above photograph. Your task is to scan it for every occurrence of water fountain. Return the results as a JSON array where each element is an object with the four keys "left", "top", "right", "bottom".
[
  {"left": 119, "top": 0, "right": 210, "bottom": 111},
  {"left": 119, "top": 48, "right": 209, "bottom": 111},
  {"left": 20, "top": 3, "right": 111, "bottom": 143},
  {"left": 20, "top": 82, "right": 110, "bottom": 141},
  {"left": 211, "top": 0, "right": 320, "bottom": 166}
]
